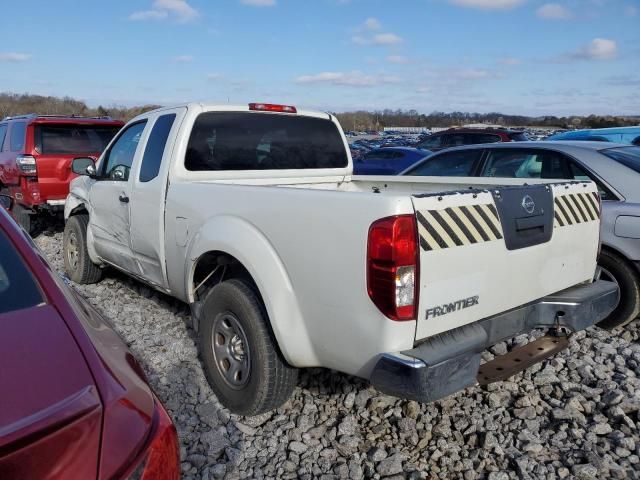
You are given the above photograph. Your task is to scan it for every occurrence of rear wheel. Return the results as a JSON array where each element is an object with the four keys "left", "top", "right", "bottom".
[
  {"left": 198, "top": 279, "right": 298, "bottom": 415},
  {"left": 12, "top": 203, "right": 33, "bottom": 234},
  {"left": 597, "top": 250, "right": 640, "bottom": 329},
  {"left": 64, "top": 215, "right": 102, "bottom": 284}
]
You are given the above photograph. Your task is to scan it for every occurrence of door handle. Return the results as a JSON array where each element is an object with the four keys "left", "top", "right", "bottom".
[{"left": 118, "top": 194, "right": 129, "bottom": 204}]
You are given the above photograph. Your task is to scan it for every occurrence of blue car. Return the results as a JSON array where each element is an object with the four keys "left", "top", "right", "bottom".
[
  {"left": 547, "top": 126, "right": 640, "bottom": 145},
  {"left": 353, "top": 147, "right": 431, "bottom": 175}
]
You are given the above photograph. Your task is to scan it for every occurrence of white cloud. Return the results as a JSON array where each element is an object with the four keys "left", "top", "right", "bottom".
[
  {"left": 240, "top": 0, "right": 276, "bottom": 6},
  {"left": 498, "top": 56, "right": 521, "bottom": 65},
  {"left": 207, "top": 73, "right": 223, "bottom": 80},
  {"left": 363, "top": 17, "right": 381, "bottom": 30},
  {"left": 129, "top": 0, "right": 199, "bottom": 23},
  {"left": 386, "top": 55, "right": 409, "bottom": 64},
  {"left": 295, "top": 71, "right": 400, "bottom": 87},
  {"left": 372, "top": 33, "right": 403, "bottom": 45},
  {"left": 536, "top": 3, "right": 573, "bottom": 20},
  {"left": 448, "top": 0, "right": 524, "bottom": 10},
  {"left": 625, "top": 5, "right": 638, "bottom": 16},
  {"left": 576, "top": 38, "right": 618, "bottom": 60},
  {"left": 0, "top": 52, "right": 32, "bottom": 62},
  {"left": 352, "top": 18, "right": 403, "bottom": 46},
  {"left": 129, "top": 10, "right": 168, "bottom": 20}
]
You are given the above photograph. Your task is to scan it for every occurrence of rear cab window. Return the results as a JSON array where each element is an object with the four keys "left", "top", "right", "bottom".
[
  {"left": 139, "top": 114, "right": 176, "bottom": 182},
  {"left": 185, "top": 112, "right": 348, "bottom": 171},
  {"left": 34, "top": 124, "right": 121, "bottom": 154},
  {"left": 0, "top": 228, "right": 44, "bottom": 315}
]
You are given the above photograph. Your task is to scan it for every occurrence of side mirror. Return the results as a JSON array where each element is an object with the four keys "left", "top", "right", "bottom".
[
  {"left": 72, "top": 157, "right": 97, "bottom": 177},
  {"left": 0, "top": 195, "right": 12, "bottom": 211}
]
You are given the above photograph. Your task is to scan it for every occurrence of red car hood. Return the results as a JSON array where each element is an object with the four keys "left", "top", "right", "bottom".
[{"left": 0, "top": 305, "right": 102, "bottom": 479}]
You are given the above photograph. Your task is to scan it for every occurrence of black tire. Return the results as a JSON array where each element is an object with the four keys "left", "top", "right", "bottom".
[
  {"left": 199, "top": 279, "right": 298, "bottom": 415},
  {"left": 597, "top": 249, "right": 640, "bottom": 329},
  {"left": 63, "top": 215, "right": 102, "bottom": 284},
  {"left": 12, "top": 203, "right": 33, "bottom": 234}
]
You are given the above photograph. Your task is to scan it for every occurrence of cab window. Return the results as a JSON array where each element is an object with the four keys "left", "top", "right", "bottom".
[{"left": 101, "top": 121, "right": 147, "bottom": 181}]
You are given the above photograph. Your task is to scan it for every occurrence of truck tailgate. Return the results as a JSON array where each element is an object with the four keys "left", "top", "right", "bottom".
[{"left": 412, "top": 181, "right": 601, "bottom": 341}]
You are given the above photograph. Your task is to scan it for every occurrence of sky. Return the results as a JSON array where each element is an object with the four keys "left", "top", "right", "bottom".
[{"left": 0, "top": 0, "right": 638, "bottom": 116}]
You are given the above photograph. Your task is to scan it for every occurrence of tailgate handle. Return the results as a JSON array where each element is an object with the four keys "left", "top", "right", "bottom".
[{"left": 515, "top": 215, "right": 545, "bottom": 233}]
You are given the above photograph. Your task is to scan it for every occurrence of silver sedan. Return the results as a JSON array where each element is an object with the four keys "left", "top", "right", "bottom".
[{"left": 402, "top": 141, "right": 640, "bottom": 329}]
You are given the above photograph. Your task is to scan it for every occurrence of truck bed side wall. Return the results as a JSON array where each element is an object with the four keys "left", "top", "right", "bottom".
[{"left": 164, "top": 183, "right": 417, "bottom": 377}]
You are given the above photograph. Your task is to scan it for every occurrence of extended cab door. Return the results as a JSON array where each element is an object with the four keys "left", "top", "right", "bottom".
[
  {"left": 89, "top": 120, "right": 148, "bottom": 274},
  {"left": 128, "top": 108, "right": 186, "bottom": 289}
]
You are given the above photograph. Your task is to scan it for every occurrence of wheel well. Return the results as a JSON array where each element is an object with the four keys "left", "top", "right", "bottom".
[
  {"left": 68, "top": 205, "right": 89, "bottom": 217},
  {"left": 600, "top": 244, "right": 640, "bottom": 278},
  {"left": 192, "top": 251, "right": 258, "bottom": 302}
]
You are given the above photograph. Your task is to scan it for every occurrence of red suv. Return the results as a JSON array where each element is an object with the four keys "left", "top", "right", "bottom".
[
  {"left": 417, "top": 127, "right": 529, "bottom": 152},
  {"left": 0, "top": 114, "right": 123, "bottom": 232}
]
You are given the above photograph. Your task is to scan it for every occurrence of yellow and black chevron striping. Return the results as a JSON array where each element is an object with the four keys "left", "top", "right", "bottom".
[
  {"left": 553, "top": 191, "right": 600, "bottom": 228},
  {"left": 416, "top": 203, "right": 503, "bottom": 251}
]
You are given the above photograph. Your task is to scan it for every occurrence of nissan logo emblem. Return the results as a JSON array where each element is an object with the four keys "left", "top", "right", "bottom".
[{"left": 522, "top": 195, "right": 535, "bottom": 214}]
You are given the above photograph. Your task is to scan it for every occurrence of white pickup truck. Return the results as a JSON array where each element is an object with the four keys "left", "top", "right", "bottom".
[{"left": 64, "top": 102, "right": 618, "bottom": 415}]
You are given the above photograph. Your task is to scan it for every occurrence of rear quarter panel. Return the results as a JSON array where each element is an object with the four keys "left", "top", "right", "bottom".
[{"left": 165, "top": 182, "right": 417, "bottom": 377}]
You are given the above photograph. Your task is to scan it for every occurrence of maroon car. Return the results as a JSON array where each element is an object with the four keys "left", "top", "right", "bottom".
[
  {"left": 0, "top": 195, "right": 179, "bottom": 480},
  {"left": 416, "top": 127, "right": 529, "bottom": 151}
]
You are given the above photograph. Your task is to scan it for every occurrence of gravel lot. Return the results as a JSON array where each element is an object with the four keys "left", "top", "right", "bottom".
[{"left": 36, "top": 231, "right": 640, "bottom": 480}]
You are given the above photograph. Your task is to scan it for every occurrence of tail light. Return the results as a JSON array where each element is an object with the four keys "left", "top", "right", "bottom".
[
  {"left": 128, "top": 401, "right": 180, "bottom": 480},
  {"left": 16, "top": 155, "right": 37, "bottom": 175},
  {"left": 249, "top": 103, "right": 297, "bottom": 113},
  {"left": 367, "top": 215, "right": 419, "bottom": 321}
]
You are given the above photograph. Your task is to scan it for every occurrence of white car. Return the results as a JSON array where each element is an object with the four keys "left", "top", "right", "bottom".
[{"left": 63, "top": 102, "right": 618, "bottom": 415}]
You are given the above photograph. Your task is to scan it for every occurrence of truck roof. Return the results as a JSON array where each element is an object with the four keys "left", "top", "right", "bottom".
[{"left": 139, "top": 102, "right": 333, "bottom": 121}]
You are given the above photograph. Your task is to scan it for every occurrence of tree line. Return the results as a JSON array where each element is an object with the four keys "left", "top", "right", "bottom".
[
  {"left": 1, "top": 92, "right": 637, "bottom": 130},
  {"left": 334, "top": 109, "right": 639, "bottom": 131},
  {"left": 0, "top": 93, "right": 160, "bottom": 122}
]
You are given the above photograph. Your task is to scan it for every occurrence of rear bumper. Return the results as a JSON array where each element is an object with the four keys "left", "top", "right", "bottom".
[{"left": 369, "top": 280, "right": 619, "bottom": 403}]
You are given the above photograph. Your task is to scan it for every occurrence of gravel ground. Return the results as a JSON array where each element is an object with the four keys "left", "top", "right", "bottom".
[{"left": 36, "top": 231, "right": 640, "bottom": 480}]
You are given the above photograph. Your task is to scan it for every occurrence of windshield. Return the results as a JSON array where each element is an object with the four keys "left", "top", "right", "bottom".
[
  {"left": 0, "top": 228, "right": 44, "bottom": 315},
  {"left": 185, "top": 112, "right": 348, "bottom": 171},
  {"left": 601, "top": 146, "right": 640, "bottom": 174},
  {"left": 35, "top": 124, "right": 122, "bottom": 154}
]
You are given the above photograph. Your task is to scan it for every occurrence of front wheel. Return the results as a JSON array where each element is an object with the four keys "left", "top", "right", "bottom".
[
  {"left": 198, "top": 279, "right": 298, "bottom": 415},
  {"left": 596, "top": 250, "right": 640, "bottom": 329},
  {"left": 63, "top": 215, "right": 102, "bottom": 284}
]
